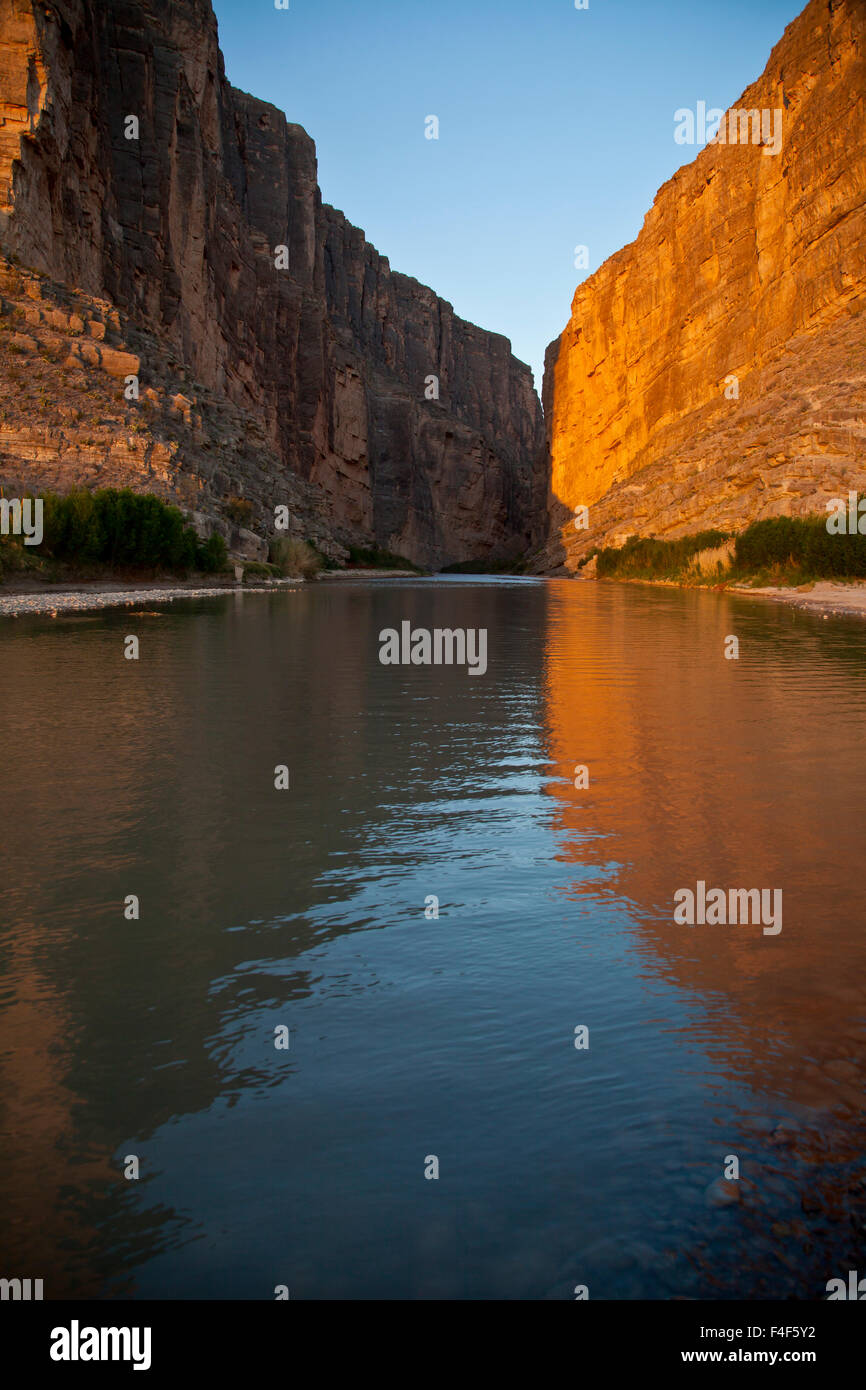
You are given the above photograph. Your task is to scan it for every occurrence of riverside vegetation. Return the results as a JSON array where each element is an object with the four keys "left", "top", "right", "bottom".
[
  {"left": 0, "top": 488, "right": 227, "bottom": 582},
  {"left": 587, "top": 517, "right": 866, "bottom": 588},
  {"left": 0, "top": 490, "right": 356, "bottom": 586},
  {"left": 0, "top": 487, "right": 437, "bottom": 588}
]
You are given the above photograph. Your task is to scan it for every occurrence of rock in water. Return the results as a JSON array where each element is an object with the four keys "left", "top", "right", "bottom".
[{"left": 705, "top": 1177, "right": 742, "bottom": 1208}]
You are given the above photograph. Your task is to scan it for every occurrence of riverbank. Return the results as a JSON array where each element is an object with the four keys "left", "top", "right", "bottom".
[
  {"left": 0, "top": 574, "right": 303, "bottom": 617},
  {"left": 4, "top": 569, "right": 866, "bottom": 622},
  {"left": 579, "top": 572, "right": 866, "bottom": 620},
  {"left": 0, "top": 567, "right": 436, "bottom": 617},
  {"left": 733, "top": 579, "right": 866, "bottom": 619}
]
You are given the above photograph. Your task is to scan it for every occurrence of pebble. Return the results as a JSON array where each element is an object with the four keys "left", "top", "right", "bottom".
[
  {"left": 705, "top": 1176, "right": 742, "bottom": 1207},
  {"left": 771, "top": 1120, "right": 801, "bottom": 1145}
]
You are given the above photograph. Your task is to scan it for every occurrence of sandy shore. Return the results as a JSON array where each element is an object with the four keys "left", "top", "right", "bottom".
[
  {"left": 732, "top": 580, "right": 866, "bottom": 619},
  {"left": 585, "top": 572, "right": 866, "bottom": 621},
  {"left": 0, "top": 576, "right": 303, "bottom": 618}
]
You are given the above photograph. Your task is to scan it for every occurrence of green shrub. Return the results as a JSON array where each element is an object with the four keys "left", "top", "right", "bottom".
[
  {"left": 224, "top": 496, "right": 253, "bottom": 526},
  {"left": 595, "top": 530, "right": 729, "bottom": 579},
  {"left": 0, "top": 535, "right": 33, "bottom": 578},
  {"left": 242, "top": 561, "right": 278, "bottom": 579},
  {"left": 37, "top": 488, "right": 219, "bottom": 574},
  {"left": 593, "top": 515, "right": 866, "bottom": 585},
  {"left": 196, "top": 532, "right": 228, "bottom": 573},
  {"left": 269, "top": 537, "right": 322, "bottom": 579},
  {"left": 734, "top": 515, "right": 866, "bottom": 579}
]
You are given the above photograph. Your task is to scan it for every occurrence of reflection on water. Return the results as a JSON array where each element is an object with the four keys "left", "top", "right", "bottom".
[{"left": 0, "top": 578, "right": 864, "bottom": 1298}]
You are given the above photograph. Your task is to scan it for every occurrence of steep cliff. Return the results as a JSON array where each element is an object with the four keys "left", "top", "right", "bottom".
[
  {"left": 0, "top": 0, "right": 545, "bottom": 568},
  {"left": 543, "top": 0, "right": 866, "bottom": 570}
]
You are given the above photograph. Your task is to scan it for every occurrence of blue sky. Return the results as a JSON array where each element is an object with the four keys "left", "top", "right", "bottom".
[{"left": 212, "top": 0, "right": 804, "bottom": 392}]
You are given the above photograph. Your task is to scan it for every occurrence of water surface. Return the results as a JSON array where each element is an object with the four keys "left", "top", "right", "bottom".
[{"left": 1, "top": 578, "right": 864, "bottom": 1298}]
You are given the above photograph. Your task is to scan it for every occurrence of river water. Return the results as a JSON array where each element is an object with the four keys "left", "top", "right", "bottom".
[{"left": 1, "top": 577, "right": 864, "bottom": 1299}]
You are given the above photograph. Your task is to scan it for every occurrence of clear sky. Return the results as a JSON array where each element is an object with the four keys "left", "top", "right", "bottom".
[{"left": 212, "top": 0, "right": 805, "bottom": 393}]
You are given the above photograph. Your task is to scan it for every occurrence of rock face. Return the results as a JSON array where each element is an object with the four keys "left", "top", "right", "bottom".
[
  {"left": 542, "top": 0, "right": 866, "bottom": 570},
  {"left": 0, "top": 0, "right": 545, "bottom": 568}
]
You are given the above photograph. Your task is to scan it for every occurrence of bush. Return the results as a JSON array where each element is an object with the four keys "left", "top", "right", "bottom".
[
  {"left": 595, "top": 530, "right": 729, "bottom": 579},
  {"left": 224, "top": 496, "right": 253, "bottom": 526},
  {"left": 269, "top": 537, "right": 322, "bottom": 579},
  {"left": 196, "top": 532, "right": 228, "bottom": 573},
  {"left": 689, "top": 539, "right": 736, "bottom": 577},
  {"left": 0, "top": 534, "right": 37, "bottom": 579},
  {"left": 734, "top": 515, "right": 866, "bottom": 579},
  {"left": 36, "top": 488, "right": 220, "bottom": 574},
  {"left": 592, "top": 515, "right": 866, "bottom": 586}
]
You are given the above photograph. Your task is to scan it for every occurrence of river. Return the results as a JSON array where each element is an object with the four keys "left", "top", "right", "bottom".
[{"left": 1, "top": 577, "right": 864, "bottom": 1298}]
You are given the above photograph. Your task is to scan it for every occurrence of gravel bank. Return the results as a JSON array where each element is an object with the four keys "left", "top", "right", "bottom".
[{"left": 0, "top": 580, "right": 301, "bottom": 618}]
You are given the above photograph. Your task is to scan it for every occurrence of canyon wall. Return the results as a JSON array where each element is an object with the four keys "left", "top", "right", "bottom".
[
  {"left": 542, "top": 0, "right": 866, "bottom": 570},
  {"left": 0, "top": 0, "right": 545, "bottom": 568}
]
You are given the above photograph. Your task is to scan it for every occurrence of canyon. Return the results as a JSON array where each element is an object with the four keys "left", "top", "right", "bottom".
[
  {"left": 0, "top": 0, "right": 863, "bottom": 578},
  {"left": 0, "top": 0, "right": 545, "bottom": 570},
  {"left": 540, "top": 0, "right": 866, "bottom": 574}
]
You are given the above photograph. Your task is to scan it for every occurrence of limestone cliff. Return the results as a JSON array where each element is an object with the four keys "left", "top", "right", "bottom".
[
  {"left": 542, "top": 0, "right": 866, "bottom": 570},
  {"left": 0, "top": 0, "right": 545, "bottom": 568}
]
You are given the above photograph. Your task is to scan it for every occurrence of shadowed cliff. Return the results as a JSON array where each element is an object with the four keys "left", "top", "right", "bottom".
[{"left": 0, "top": 0, "right": 547, "bottom": 569}]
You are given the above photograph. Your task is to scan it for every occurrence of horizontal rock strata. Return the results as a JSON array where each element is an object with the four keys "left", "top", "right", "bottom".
[
  {"left": 541, "top": 0, "right": 866, "bottom": 571},
  {"left": 0, "top": 0, "right": 545, "bottom": 568}
]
